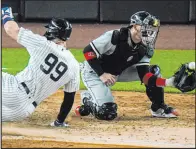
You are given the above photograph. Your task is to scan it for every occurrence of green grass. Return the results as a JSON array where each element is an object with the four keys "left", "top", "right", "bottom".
[{"left": 2, "top": 48, "right": 195, "bottom": 93}]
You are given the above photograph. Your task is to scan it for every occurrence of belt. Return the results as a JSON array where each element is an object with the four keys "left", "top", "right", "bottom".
[
  {"left": 21, "top": 82, "right": 37, "bottom": 108},
  {"left": 21, "top": 82, "right": 30, "bottom": 94},
  {"left": 32, "top": 101, "right": 37, "bottom": 108}
]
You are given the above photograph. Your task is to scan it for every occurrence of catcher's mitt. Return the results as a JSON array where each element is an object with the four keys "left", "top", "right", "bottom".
[{"left": 173, "top": 63, "right": 196, "bottom": 93}]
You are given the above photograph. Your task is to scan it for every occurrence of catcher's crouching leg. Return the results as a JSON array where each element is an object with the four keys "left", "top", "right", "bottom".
[
  {"left": 146, "top": 65, "right": 179, "bottom": 117},
  {"left": 147, "top": 64, "right": 164, "bottom": 110},
  {"left": 146, "top": 86, "right": 179, "bottom": 118}
]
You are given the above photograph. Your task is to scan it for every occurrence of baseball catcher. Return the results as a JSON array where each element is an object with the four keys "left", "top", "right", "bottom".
[
  {"left": 75, "top": 11, "right": 195, "bottom": 120},
  {"left": 173, "top": 62, "right": 196, "bottom": 93}
]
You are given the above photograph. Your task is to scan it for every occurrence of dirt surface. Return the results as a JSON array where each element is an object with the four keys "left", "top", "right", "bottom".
[
  {"left": 2, "top": 90, "right": 195, "bottom": 148},
  {"left": 2, "top": 23, "right": 195, "bottom": 49},
  {"left": 2, "top": 23, "right": 195, "bottom": 148}
]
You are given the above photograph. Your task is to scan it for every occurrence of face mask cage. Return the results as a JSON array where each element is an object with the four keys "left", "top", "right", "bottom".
[{"left": 141, "top": 25, "right": 160, "bottom": 47}]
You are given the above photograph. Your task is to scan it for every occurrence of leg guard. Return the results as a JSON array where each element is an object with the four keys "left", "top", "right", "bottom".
[
  {"left": 146, "top": 65, "right": 165, "bottom": 111},
  {"left": 83, "top": 99, "right": 118, "bottom": 120},
  {"left": 95, "top": 103, "right": 118, "bottom": 120},
  {"left": 77, "top": 105, "right": 91, "bottom": 116},
  {"left": 146, "top": 86, "right": 164, "bottom": 111}
]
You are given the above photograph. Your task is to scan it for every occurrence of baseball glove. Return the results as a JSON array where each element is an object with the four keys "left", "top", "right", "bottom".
[{"left": 173, "top": 63, "right": 196, "bottom": 93}]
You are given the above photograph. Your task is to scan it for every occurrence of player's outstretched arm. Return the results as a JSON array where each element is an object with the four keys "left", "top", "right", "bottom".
[
  {"left": 2, "top": 7, "right": 19, "bottom": 41},
  {"left": 136, "top": 62, "right": 196, "bottom": 93}
]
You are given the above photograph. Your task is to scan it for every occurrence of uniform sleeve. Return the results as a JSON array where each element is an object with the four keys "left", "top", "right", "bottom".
[
  {"left": 17, "top": 27, "right": 47, "bottom": 49},
  {"left": 90, "top": 30, "right": 116, "bottom": 58}
]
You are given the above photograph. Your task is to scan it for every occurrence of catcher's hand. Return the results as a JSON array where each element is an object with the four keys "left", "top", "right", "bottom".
[{"left": 173, "top": 62, "right": 196, "bottom": 93}]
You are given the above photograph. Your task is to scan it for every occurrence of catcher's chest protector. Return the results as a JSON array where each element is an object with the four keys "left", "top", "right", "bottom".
[{"left": 100, "top": 27, "right": 144, "bottom": 75}]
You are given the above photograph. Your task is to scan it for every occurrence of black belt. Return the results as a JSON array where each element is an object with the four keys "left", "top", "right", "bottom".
[
  {"left": 21, "top": 82, "right": 30, "bottom": 94},
  {"left": 32, "top": 101, "right": 37, "bottom": 108},
  {"left": 21, "top": 82, "right": 37, "bottom": 108}
]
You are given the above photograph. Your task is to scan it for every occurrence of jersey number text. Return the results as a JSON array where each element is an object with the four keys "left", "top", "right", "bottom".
[{"left": 40, "top": 53, "right": 68, "bottom": 81}]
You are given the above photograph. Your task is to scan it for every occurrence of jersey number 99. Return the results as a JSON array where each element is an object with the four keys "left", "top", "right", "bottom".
[{"left": 40, "top": 53, "right": 68, "bottom": 81}]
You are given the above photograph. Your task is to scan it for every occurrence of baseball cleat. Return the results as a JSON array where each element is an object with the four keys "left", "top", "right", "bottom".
[
  {"left": 75, "top": 105, "right": 91, "bottom": 116},
  {"left": 50, "top": 120, "right": 69, "bottom": 127},
  {"left": 151, "top": 104, "right": 179, "bottom": 118}
]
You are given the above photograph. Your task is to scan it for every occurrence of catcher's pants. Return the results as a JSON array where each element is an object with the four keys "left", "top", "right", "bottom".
[
  {"left": 2, "top": 72, "right": 37, "bottom": 121},
  {"left": 81, "top": 61, "right": 140, "bottom": 107}
]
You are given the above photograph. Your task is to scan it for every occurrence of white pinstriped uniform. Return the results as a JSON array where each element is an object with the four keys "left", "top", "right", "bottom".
[{"left": 2, "top": 27, "right": 80, "bottom": 121}]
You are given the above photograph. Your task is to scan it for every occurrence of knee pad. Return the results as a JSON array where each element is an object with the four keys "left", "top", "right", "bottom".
[
  {"left": 149, "top": 65, "right": 161, "bottom": 77},
  {"left": 95, "top": 103, "right": 118, "bottom": 120}
]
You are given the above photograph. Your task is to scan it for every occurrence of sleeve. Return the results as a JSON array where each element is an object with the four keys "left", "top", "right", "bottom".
[
  {"left": 57, "top": 91, "right": 76, "bottom": 123},
  {"left": 17, "top": 27, "right": 47, "bottom": 49},
  {"left": 90, "top": 30, "right": 116, "bottom": 58}
]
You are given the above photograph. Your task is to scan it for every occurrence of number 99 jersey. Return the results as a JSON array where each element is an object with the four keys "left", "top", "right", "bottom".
[{"left": 2, "top": 27, "right": 80, "bottom": 121}]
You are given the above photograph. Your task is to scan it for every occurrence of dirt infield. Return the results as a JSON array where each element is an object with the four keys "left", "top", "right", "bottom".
[
  {"left": 2, "top": 23, "right": 195, "bottom": 148},
  {"left": 2, "top": 23, "right": 195, "bottom": 49},
  {"left": 2, "top": 90, "right": 195, "bottom": 148}
]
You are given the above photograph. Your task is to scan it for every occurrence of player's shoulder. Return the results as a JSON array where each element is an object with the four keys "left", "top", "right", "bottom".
[
  {"left": 94, "top": 29, "right": 120, "bottom": 43},
  {"left": 102, "top": 29, "right": 120, "bottom": 36}
]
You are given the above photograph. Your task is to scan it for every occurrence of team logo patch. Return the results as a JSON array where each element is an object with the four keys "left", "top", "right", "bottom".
[{"left": 84, "top": 52, "right": 96, "bottom": 60}]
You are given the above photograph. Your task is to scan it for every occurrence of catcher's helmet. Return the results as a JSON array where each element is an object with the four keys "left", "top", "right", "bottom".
[
  {"left": 44, "top": 18, "right": 72, "bottom": 41},
  {"left": 129, "top": 11, "right": 160, "bottom": 46}
]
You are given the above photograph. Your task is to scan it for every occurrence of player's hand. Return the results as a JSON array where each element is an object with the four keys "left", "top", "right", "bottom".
[
  {"left": 172, "top": 62, "right": 196, "bottom": 92},
  {"left": 99, "top": 73, "right": 116, "bottom": 86},
  {"left": 2, "top": 7, "right": 14, "bottom": 19}
]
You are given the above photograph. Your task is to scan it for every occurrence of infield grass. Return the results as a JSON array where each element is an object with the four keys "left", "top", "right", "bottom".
[{"left": 2, "top": 48, "right": 195, "bottom": 94}]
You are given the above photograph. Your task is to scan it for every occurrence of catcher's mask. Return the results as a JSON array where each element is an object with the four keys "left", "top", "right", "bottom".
[
  {"left": 129, "top": 11, "right": 160, "bottom": 47},
  {"left": 44, "top": 18, "right": 72, "bottom": 41}
]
